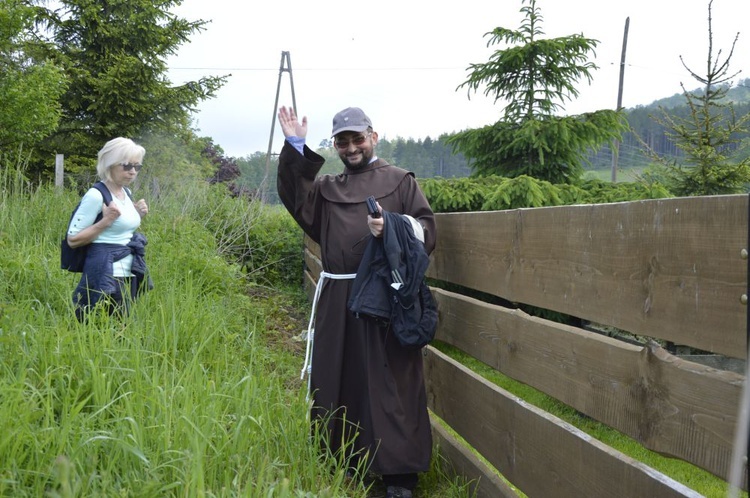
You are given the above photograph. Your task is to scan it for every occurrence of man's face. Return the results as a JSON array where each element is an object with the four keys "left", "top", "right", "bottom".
[{"left": 334, "top": 130, "right": 378, "bottom": 170}]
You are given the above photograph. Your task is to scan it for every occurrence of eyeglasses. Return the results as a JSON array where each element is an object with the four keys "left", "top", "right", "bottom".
[
  {"left": 334, "top": 133, "right": 371, "bottom": 149},
  {"left": 121, "top": 162, "right": 143, "bottom": 172}
]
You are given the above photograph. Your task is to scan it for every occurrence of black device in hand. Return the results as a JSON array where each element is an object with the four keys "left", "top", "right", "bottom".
[{"left": 366, "top": 196, "right": 380, "bottom": 218}]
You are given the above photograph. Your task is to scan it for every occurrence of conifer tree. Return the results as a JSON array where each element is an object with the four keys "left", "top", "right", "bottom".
[
  {"left": 448, "top": 0, "right": 626, "bottom": 184},
  {"left": 34, "top": 0, "right": 228, "bottom": 175},
  {"left": 644, "top": 0, "right": 749, "bottom": 196}
]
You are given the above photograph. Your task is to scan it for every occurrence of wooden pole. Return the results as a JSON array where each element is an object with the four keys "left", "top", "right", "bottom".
[
  {"left": 611, "top": 17, "right": 629, "bottom": 183},
  {"left": 55, "top": 154, "right": 64, "bottom": 189}
]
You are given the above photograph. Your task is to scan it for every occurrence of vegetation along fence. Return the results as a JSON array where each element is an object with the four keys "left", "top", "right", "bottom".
[{"left": 303, "top": 194, "right": 749, "bottom": 497}]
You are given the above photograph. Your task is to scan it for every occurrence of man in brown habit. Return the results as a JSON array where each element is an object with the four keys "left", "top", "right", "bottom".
[{"left": 277, "top": 106, "right": 436, "bottom": 498}]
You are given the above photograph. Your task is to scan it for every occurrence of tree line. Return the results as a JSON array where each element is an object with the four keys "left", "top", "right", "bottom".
[
  {"left": 234, "top": 79, "right": 750, "bottom": 201},
  {"left": 3, "top": 0, "right": 748, "bottom": 199},
  {"left": 588, "top": 79, "right": 750, "bottom": 171}
]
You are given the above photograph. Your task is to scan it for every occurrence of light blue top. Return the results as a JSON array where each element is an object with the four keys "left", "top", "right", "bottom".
[{"left": 67, "top": 187, "right": 141, "bottom": 277}]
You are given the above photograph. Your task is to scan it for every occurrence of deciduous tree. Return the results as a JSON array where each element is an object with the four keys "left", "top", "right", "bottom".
[{"left": 0, "top": 0, "right": 66, "bottom": 150}]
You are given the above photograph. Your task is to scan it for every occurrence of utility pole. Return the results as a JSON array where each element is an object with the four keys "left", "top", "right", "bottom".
[
  {"left": 611, "top": 17, "right": 630, "bottom": 183},
  {"left": 264, "top": 51, "right": 297, "bottom": 201}
]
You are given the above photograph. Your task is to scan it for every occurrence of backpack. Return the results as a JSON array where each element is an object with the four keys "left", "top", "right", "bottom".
[{"left": 60, "top": 182, "right": 132, "bottom": 272}]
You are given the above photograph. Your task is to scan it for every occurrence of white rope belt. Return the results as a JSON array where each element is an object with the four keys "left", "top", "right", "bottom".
[{"left": 301, "top": 271, "right": 357, "bottom": 399}]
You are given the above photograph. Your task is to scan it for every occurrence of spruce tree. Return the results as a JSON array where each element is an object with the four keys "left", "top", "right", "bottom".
[
  {"left": 34, "top": 0, "right": 228, "bottom": 176},
  {"left": 448, "top": 0, "right": 626, "bottom": 184},
  {"left": 645, "top": 0, "right": 749, "bottom": 196}
]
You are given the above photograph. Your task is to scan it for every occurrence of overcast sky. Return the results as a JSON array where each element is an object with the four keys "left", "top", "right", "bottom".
[{"left": 165, "top": 0, "right": 749, "bottom": 158}]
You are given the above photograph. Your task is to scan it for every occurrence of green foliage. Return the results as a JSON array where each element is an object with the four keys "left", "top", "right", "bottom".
[
  {"left": 25, "top": 0, "right": 228, "bottom": 179},
  {"left": 198, "top": 187, "right": 303, "bottom": 288},
  {"left": 0, "top": 181, "right": 331, "bottom": 496},
  {"left": 420, "top": 176, "right": 501, "bottom": 212},
  {"left": 642, "top": 3, "right": 750, "bottom": 196},
  {"left": 236, "top": 151, "right": 279, "bottom": 202},
  {"left": 448, "top": 0, "right": 627, "bottom": 184},
  {"left": 0, "top": 161, "right": 471, "bottom": 497},
  {"left": 421, "top": 175, "right": 671, "bottom": 214},
  {"left": 0, "top": 0, "right": 67, "bottom": 149},
  {"left": 145, "top": 182, "right": 303, "bottom": 289},
  {"left": 139, "top": 132, "right": 216, "bottom": 187},
  {"left": 480, "top": 175, "right": 559, "bottom": 210}
]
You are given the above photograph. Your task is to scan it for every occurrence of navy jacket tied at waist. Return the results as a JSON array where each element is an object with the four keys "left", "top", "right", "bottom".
[{"left": 73, "top": 232, "right": 152, "bottom": 310}]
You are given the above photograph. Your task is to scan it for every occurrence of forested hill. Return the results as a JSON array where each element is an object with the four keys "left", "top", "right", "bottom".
[
  {"left": 635, "top": 79, "right": 750, "bottom": 110},
  {"left": 607, "top": 78, "right": 750, "bottom": 170}
]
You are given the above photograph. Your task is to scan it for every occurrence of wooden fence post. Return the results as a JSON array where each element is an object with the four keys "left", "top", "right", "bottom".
[{"left": 55, "top": 154, "right": 64, "bottom": 189}]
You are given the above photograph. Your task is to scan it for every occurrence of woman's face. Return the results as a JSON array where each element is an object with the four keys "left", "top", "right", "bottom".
[{"left": 109, "top": 158, "right": 142, "bottom": 186}]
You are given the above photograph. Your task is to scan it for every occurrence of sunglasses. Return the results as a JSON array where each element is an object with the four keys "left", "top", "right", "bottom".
[
  {"left": 121, "top": 162, "right": 143, "bottom": 172},
  {"left": 334, "top": 133, "right": 371, "bottom": 149}
]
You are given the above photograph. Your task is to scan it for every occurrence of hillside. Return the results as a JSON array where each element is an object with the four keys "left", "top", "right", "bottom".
[{"left": 584, "top": 78, "right": 750, "bottom": 173}]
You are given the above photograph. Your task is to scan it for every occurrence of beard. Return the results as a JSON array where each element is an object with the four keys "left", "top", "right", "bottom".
[{"left": 339, "top": 147, "right": 374, "bottom": 170}]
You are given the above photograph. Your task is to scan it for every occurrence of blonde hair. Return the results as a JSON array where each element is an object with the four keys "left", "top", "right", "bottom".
[{"left": 96, "top": 137, "right": 146, "bottom": 181}]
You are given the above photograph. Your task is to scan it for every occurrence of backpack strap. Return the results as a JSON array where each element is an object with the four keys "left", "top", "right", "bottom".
[
  {"left": 92, "top": 181, "right": 113, "bottom": 206},
  {"left": 92, "top": 181, "right": 134, "bottom": 203}
]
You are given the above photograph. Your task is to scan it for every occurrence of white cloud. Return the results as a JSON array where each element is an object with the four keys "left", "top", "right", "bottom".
[{"left": 167, "top": 0, "right": 750, "bottom": 157}]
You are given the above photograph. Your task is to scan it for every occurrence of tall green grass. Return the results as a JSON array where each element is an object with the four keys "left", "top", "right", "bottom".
[
  {"left": 0, "top": 159, "right": 471, "bottom": 497},
  {"left": 0, "top": 165, "right": 342, "bottom": 496}
]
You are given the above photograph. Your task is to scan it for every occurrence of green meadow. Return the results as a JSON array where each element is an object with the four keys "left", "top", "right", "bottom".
[{"left": 0, "top": 162, "right": 473, "bottom": 497}]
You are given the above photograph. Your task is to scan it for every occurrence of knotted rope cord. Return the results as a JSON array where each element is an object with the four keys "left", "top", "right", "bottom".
[{"left": 301, "top": 271, "right": 356, "bottom": 400}]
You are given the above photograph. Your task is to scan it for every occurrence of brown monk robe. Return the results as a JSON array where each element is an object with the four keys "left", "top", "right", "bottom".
[{"left": 277, "top": 140, "right": 436, "bottom": 479}]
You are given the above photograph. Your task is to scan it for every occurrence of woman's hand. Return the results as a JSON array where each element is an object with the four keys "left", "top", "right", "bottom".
[
  {"left": 102, "top": 201, "right": 122, "bottom": 224},
  {"left": 134, "top": 199, "right": 149, "bottom": 217}
]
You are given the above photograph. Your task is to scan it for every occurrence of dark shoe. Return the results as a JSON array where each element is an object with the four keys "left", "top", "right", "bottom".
[{"left": 386, "top": 486, "right": 413, "bottom": 498}]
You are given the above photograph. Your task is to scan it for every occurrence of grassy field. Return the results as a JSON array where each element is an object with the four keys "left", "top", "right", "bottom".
[{"left": 0, "top": 164, "right": 471, "bottom": 497}]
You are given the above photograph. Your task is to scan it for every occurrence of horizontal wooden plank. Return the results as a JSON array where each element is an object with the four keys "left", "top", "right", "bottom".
[
  {"left": 303, "top": 245, "right": 322, "bottom": 283},
  {"left": 424, "top": 346, "right": 704, "bottom": 498},
  {"left": 426, "top": 195, "right": 748, "bottom": 359},
  {"left": 432, "top": 287, "right": 747, "bottom": 489},
  {"left": 304, "top": 234, "right": 320, "bottom": 260},
  {"left": 430, "top": 416, "right": 520, "bottom": 498}
]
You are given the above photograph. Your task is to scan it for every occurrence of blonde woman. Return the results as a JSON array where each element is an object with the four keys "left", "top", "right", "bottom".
[{"left": 66, "top": 137, "right": 152, "bottom": 320}]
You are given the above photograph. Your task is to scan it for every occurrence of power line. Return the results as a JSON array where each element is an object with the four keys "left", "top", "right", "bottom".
[{"left": 169, "top": 66, "right": 467, "bottom": 72}]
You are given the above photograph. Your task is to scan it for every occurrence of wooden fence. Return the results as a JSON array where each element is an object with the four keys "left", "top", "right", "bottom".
[{"left": 303, "top": 194, "right": 748, "bottom": 497}]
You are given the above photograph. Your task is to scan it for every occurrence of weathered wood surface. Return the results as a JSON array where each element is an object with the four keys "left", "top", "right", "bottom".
[
  {"left": 300, "top": 193, "right": 750, "bottom": 494},
  {"left": 426, "top": 195, "right": 748, "bottom": 359},
  {"left": 424, "top": 346, "right": 705, "bottom": 498},
  {"left": 303, "top": 241, "right": 321, "bottom": 283},
  {"left": 432, "top": 287, "right": 747, "bottom": 489},
  {"left": 430, "top": 418, "right": 520, "bottom": 498}
]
